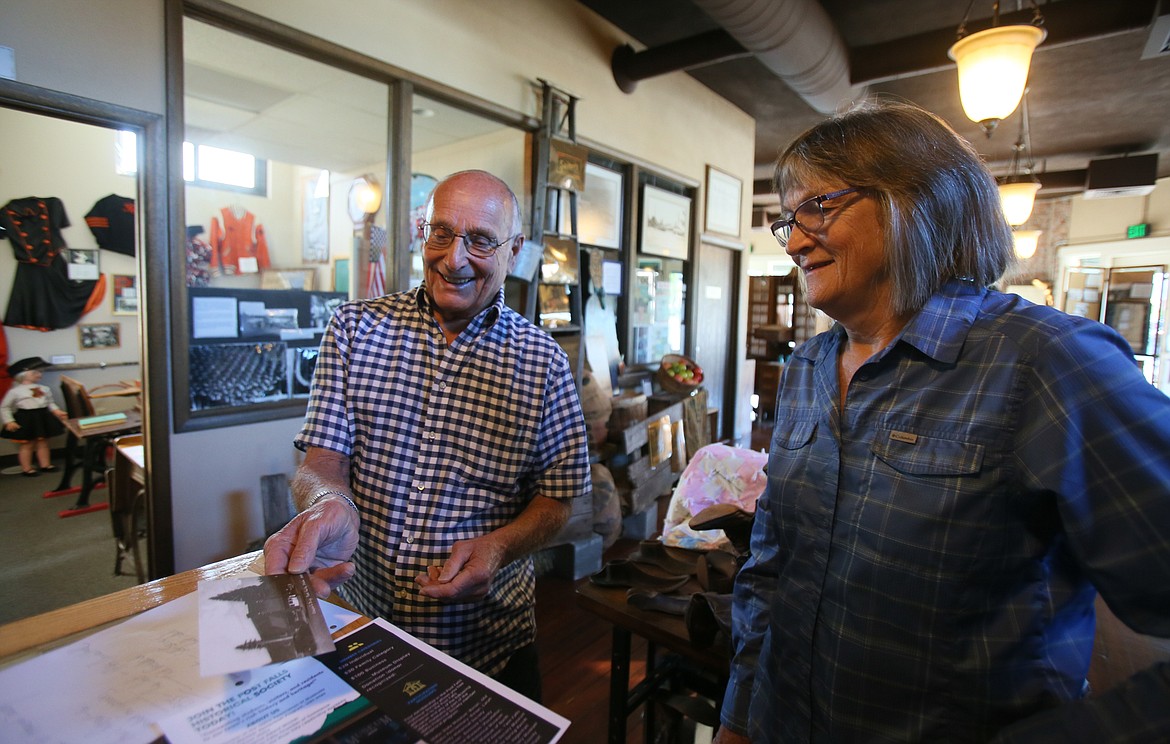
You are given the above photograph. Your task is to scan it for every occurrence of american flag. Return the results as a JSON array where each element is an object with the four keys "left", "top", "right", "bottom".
[{"left": 367, "top": 225, "right": 387, "bottom": 297}]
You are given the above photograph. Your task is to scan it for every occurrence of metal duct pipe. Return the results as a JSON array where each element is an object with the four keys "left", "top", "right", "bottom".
[{"left": 691, "top": 0, "right": 861, "bottom": 114}]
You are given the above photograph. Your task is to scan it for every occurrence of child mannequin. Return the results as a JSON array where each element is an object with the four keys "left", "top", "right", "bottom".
[{"left": 1, "top": 357, "right": 68, "bottom": 476}]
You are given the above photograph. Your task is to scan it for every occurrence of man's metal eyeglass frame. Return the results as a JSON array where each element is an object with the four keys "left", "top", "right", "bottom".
[
  {"left": 422, "top": 222, "right": 518, "bottom": 259},
  {"left": 770, "top": 186, "right": 863, "bottom": 247}
]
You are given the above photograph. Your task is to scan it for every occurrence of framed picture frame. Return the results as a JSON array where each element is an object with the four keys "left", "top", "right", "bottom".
[
  {"left": 112, "top": 274, "right": 138, "bottom": 315},
  {"left": 549, "top": 140, "right": 588, "bottom": 192},
  {"left": 79, "top": 322, "right": 120, "bottom": 349},
  {"left": 301, "top": 171, "right": 330, "bottom": 263},
  {"left": 579, "top": 163, "right": 623, "bottom": 249},
  {"left": 705, "top": 165, "right": 743, "bottom": 238},
  {"left": 260, "top": 268, "right": 316, "bottom": 291},
  {"left": 67, "top": 247, "right": 100, "bottom": 281},
  {"left": 332, "top": 257, "right": 350, "bottom": 294},
  {"left": 640, "top": 184, "right": 691, "bottom": 260}
]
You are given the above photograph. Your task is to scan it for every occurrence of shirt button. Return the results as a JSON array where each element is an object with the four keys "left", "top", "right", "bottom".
[
  {"left": 416, "top": 483, "right": 425, "bottom": 492},
  {"left": 405, "top": 535, "right": 414, "bottom": 544}
]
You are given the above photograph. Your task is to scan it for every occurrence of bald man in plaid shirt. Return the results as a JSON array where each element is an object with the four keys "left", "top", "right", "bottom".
[{"left": 265, "top": 170, "right": 590, "bottom": 701}]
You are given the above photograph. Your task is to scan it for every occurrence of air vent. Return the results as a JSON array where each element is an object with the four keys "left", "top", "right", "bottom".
[{"left": 1083, "top": 154, "right": 1158, "bottom": 199}]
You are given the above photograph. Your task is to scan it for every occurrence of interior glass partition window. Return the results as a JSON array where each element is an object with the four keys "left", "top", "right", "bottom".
[
  {"left": 408, "top": 94, "right": 529, "bottom": 289},
  {"left": 631, "top": 256, "right": 686, "bottom": 364},
  {"left": 181, "top": 18, "right": 387, "bottom": 417}
]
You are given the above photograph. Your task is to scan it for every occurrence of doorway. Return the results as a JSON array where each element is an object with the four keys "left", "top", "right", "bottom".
[
  {"left": 0, "top": 90, "right": 153, "bottom": 623},
  {"left": 694, "top": 241, "right": 738, "bottom": 440}
]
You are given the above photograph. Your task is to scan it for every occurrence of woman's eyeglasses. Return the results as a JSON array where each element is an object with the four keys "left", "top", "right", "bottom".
[
  {"left": 422, "top": 223, "right": 518, "bottom": 258},
  {"left": 770, "top": 186, "right": 862, "bottom": 247}
]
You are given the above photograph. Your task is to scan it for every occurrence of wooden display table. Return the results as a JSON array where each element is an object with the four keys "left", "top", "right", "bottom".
[{"left": 577, "top": 580, "right": 728, "bottom": 744}]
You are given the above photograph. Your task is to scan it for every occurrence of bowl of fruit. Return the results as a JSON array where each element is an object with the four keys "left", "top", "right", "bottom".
[{"left": 657, "top": 353, "right": 704, "bottom": 393}]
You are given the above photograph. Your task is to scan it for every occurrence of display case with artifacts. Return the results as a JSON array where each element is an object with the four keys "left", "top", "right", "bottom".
[{"left": 187, "top": 287, "right": 345, "bottom": 411}]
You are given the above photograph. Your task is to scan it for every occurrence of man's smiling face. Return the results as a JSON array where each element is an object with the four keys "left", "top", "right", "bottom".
[{"left": 422, "top": 172, "right": 522, "bottom": 335}]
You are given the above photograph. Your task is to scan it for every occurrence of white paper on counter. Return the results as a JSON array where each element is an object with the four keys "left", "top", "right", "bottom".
[
  {"left": 0, "top": 592, "right": 358, "bottom": 744},
  {"left": 157, "top": 656, "right": 356, "bottom": 744}
]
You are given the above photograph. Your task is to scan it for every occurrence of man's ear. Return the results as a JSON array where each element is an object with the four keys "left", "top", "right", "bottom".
[{"left": 506, "top": 236, "right": 524, "bottom": 273}]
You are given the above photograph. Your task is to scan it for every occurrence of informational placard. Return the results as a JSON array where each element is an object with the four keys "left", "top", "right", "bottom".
[{"left": 192, "top": 296, "right": 239, "bottom": 339}]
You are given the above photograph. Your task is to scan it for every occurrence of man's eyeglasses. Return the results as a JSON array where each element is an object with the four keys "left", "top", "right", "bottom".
[
  {"left": 422, "top": 223, "right": 518, "bottom": 258},
  {"left": 770, "top": 186, "right": 863, "bottom": 248}
]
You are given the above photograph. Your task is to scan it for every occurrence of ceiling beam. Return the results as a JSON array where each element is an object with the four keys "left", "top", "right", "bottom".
[
  {"left": 611, "top": 29, "right": 750, "bottom": 93},
  {"left": 849, "top": 0, "right": 1158, "bottom": 85}
]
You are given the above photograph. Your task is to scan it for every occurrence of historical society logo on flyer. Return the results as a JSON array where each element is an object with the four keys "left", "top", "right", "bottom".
[{"left": 403, "top": 678, "right": 438, "bottom": 705}]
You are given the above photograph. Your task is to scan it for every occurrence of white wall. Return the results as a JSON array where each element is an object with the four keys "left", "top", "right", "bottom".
[{"left": 1068, "top": 179, "right": 1170, "bottom": 246}]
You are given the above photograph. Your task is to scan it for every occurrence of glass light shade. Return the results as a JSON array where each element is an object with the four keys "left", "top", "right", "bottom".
[
  {"left": 1013, "top": 229, "right": 1042, "bottom": 259},
  {"left": 998, "top": 180, "right": 1041, "bottom": 225},
  {"left": 949, "top": 25, "right": 1046, "bottom": 126},
  {"left": 354, "top": 180, "right": 382, "bottom": 214}
]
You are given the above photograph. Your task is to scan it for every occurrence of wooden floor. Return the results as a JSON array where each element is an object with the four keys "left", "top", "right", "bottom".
[
  {"left": 533, "top": 422, "right": 772, "bottom": 743},
  {"left": 535, "top": 536, "right": 652, "bottom": 743}
]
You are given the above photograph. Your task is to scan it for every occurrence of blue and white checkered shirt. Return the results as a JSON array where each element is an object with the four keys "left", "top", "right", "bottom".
[
  {"left": 722, "top": 280, "right": 1170, "bottom": 742},
  {"left": 296, "top": 286, "right": 590, "bottom": 675}
]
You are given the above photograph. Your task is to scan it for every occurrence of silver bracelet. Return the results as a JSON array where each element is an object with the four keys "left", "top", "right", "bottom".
[{"left": 306, "top": 489, "right": 360, "bottom": 516}]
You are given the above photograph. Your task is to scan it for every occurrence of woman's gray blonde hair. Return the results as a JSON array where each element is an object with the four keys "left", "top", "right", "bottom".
[{"left": 774, "top": 98, "right": 1015, "bottom": 315}]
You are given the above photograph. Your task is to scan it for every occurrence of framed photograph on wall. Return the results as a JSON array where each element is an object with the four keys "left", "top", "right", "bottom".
[
  {"left": 705, "top": 165, "right": 742, "bottom": 238},
  {"left": 67, "top": 247, "right": 100, "bottom": 281},
  {"left": 112, "top": 274, "right": 138, "bottom": 315},
  {"left": 640, "top": 184, "right": 691, "bottom": 260},
  {"left": 579, "top": 163, "right": 623, "bottom": 249},
  {"left": 79, "top": 322, "right": 121, "bottom": 349},
  {"left": 549, "top": 140, "right": 588, "bottom": 192},
  {"left": 302, "top": 171, "right": 330, "bottom": 263}
]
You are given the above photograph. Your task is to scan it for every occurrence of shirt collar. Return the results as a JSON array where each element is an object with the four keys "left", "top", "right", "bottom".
[
  {"left": 794, "top": 279, "right": 987, "bottom": 366},
  {"left": 414, "top": 284, "right": 504, "bottom": 336}
]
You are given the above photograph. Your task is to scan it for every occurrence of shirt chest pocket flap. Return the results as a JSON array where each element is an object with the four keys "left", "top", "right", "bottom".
[
  {"left": 774, "top": 420, "right": 816, "bottom": 451},
  {"left": 871, "top": 428, "right": 984, "bottom": 477}
]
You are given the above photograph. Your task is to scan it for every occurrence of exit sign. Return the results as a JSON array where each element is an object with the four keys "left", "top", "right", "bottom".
[{"left": 1127, "top": 223, "right": 1149, "bottom": 239}]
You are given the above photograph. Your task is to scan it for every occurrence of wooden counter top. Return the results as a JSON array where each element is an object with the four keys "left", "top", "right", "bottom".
[{"left": 0, "top": 551, "right": 263, "bottom": 667}]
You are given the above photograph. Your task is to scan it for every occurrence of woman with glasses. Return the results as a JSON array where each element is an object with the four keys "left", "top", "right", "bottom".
[
  {"left": 715, "top": 100, "right": 1170, "bottom": 743},
  {"left": 264, "top": 170, "right": 590, "bottom": 702}
]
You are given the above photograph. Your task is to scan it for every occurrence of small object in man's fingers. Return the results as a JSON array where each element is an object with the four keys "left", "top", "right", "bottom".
[{"left": 427, "top": 564, "right": 445, "bottom": 582}]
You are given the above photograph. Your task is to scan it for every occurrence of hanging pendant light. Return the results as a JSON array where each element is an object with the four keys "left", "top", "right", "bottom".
[
  {"left": 949, "top": 1, "right": 1046, "bottom": 136},
  {"left": 998, "top": 91, "right": 1041, "bottom": 225},
  {"left": 1013, "top": 229, "right": 1042, "bottom": 259}
]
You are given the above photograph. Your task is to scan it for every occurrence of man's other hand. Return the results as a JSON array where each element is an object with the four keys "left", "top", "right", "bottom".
[{"left": 415, "top": 535, "right": 508, "bottom": 601}]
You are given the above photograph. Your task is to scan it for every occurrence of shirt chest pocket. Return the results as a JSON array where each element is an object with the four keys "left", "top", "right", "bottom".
[
  {"left": 870, "top": 429, "right": 984, "bottom": 477},
  {"left": 860, "top": 429, "right": 998, "bottom": 571}
]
